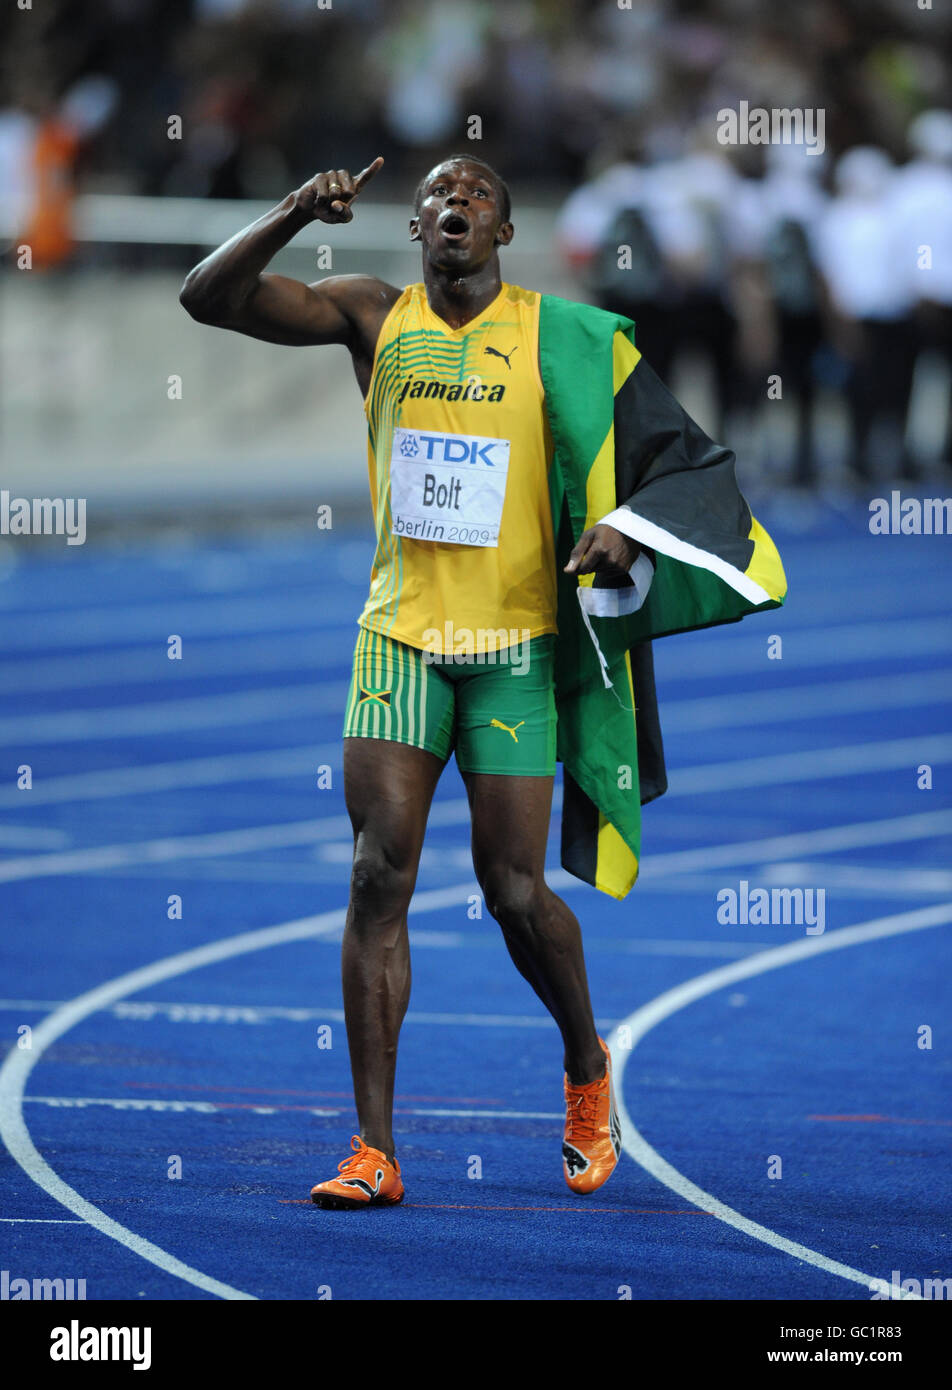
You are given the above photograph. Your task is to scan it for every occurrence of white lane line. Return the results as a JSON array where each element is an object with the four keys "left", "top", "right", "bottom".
[
  {"left": 21, "top": 1097, "right": 563, "bottom": 1122},
  {"left": 0, "top": 795, "right": 482, "bottom": 883},
  {"left": 611, "top": 938, "right": 772, "bottom": 956},
  {"left": 4, "top": 799, "right": 947, "bottom": 890},
  {"left": 0, "top": 883, "right": 477, "bottom": 1301},
  {"left": 0, "top": 683, "right": 348, "bottom": 746},
  {"left": 654, "top": 615, "right": 952, "bottom": 680},
  {"left": 1, "top": 709, "right": 945, "bottom": 812},
  {"left": 403, "top": 1109, "right": 561, "bottom": 1120},
  {"left": 40, "top": 841, "right": 952, "bottom": 905},
  {"left": 663, "top": 669, "right": 952, "bottom": 734},
  {"left": 0, "top": 820, "right": 351, "bottom": 882},
  {"left": 0, "top": 1000, "right": 556, "bottom": 1028},
  {"left": 0, "top": 577, "right": 328, "bottom": 621},
  {"left": 759, "top": 862, "right": 952, "bottom": 895},
  {"left": 0, "top": 987, "right": 751, "bottom": 1026},
  {"left": 5, "top": 600, "right": 937, "bottom": 696},
  {"left": 2, "top": 845, "right": 947, "bottom": 1297},
  {"left": 0, "top": 827, "right": 70, "bottom": 848},
  {"left": 2, "top": 604, "right": 947, "bottom": 667},
  {"left": 0, "top": 636, "right": 348, "bottom": 696},
  {"left": 0, "top": 744, "right": 335, "bottom": 810},
  {"left": 23, "top": 1097, "right": 339, "bottom": 1116},
  {"left": 608, "top": 902, "right": 952, "bottom": 1300},
  {"left": 0, "top": 1217, "right": 85, "bottom": 1223},
  {"left": 0, "top": 594, "right": 355, "bottom": 652},
  {"left": 0, "top": 554, "right": 925, "bottom": 620},
  {"left": 0, "top": 992, "right": 750, "bottom": 1027},
  {"left": 637, "top": 808, "right": 952, "bottom": 878},
  {"left": 670, "top": 733, "right": 952, "bottom": 796},
  {"left": 0, "top": 546, "right": 930, "bottom": 622},
  {"left": 0, "top": 661, "right": 944, "bottom": 753}
]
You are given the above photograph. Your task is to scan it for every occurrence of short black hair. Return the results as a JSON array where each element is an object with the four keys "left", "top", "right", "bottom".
[{"left": 413, "top": 155, "right": 511, "bottom": 222}]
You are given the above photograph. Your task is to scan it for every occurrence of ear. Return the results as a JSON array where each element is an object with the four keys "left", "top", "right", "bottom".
[
  {"left": 409, "top": 216, "right": 421, "bottom": 243},
  {"left": 494, "top": 220, "right": 514, "bottom": 248}
]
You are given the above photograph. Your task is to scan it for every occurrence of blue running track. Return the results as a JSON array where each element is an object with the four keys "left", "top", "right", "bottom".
[{"left": 0, "top": 499, "right": 949, "bottom": 1301}]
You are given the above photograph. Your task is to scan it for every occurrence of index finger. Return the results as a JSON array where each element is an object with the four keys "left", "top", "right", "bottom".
[{"left": 353, "top": 156, "right": 384, "bottom": 192}]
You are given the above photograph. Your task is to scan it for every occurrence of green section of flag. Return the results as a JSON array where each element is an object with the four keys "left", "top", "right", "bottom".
[{"left": 539, "top": 293, "right": 786, "bottom": 897}]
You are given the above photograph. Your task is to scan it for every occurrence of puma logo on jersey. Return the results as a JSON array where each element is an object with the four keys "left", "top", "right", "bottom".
[
  {"left": 484, "top": 344, "right": 518, "bottom": 370},
  {"left": 340, "top": 1168, "right": 385, "bottom": 1199},
  {"left": 490, "top": 718, "right": 525, "bottom": 742},
  {"left": 562, "top": 1142, "right": 590, "bottom": 1178}
]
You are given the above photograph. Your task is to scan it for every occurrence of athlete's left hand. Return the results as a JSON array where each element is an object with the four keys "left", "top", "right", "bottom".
[{"left": 564, "top": 524, "right": 641, "bottom": 577}]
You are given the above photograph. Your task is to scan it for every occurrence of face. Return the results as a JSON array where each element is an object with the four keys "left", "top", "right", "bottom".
[{"left": 409, "top": 160, "right": 513, "bottom": 272}]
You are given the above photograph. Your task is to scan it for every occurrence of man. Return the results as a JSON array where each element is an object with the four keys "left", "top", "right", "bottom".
[
  {"left": 815, "top": 147, "right": 917, "bottom": 480},
  {"left": 180, "top": 153, "right": 785, "bottom": 1208},
  {"left": 892, "top": 111, "right": 952, "bottom": 471}
]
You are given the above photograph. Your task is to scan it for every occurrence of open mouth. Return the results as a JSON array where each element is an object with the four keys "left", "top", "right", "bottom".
[{"left": 439, "top": 212, "right": 470, "bottom": 241}]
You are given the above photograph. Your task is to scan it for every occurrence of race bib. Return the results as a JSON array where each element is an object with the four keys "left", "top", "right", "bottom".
[{"left": 389, "top": 426, "right": 510, "bottom": 547}]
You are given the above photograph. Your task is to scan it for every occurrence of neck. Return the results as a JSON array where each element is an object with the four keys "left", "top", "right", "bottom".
[{"left": 422, "top": 256, "right": 502, "bottom": 329}]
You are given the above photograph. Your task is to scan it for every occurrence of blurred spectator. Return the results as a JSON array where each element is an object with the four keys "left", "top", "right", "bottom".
[
  {"left": 370, "top": 0, "right": 490, "bottom": 149},
  {"left": 752, "top": 144, "right": 830, "bottom": 485},
  {"left": 815, "top": 146, "right": 917, "bottom": 479},
  {"left": 892, "top": 109, "right": 952, "bottom": 468},
  {"left": 2, "top": 75, "right": 117, "bottom": 270},
  {"left": 0, "top": 104, "right": 34, "bottom": 237},
  {"left": 2, "top": 1, "right": 947, "bottom": 211},
  {"left": 21, "top": 105, "right": 81, "bottom": 269},
  {"left": 2, "top": 0, "right": 952, "bottom": 483},
  {"left": 559, "top": 138, "right": 745, "bottom": 437}
]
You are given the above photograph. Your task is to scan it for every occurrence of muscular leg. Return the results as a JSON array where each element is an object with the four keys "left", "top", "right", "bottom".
[
  {"left": 342, "top": 738, "right": 444, "bottom": 1161},
  {"left": 463, "top": 770, "right": 605, "bottom": 1086}
]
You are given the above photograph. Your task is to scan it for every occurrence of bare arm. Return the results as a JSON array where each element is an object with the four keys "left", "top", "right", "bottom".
[{"left": 179, "top": 157, "right": 397, "bottom": 349}]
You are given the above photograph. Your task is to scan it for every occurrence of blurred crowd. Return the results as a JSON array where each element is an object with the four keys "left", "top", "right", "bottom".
[
  {"left": 3, "top": 0, "right": 950, "bottom": 196},
  {"left": 1, "top": 0, "right": 951, "bottom": 480},
  {"left": 560, "top": 116, "right": 952, "bottom": 482}
]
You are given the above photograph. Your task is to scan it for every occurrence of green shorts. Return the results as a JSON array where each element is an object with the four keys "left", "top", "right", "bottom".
[{"left": 343, "top": 626, "right": 557, "bottom": 776}]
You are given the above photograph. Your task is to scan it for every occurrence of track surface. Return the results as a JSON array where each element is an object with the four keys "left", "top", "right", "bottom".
[{"left": 1, "top": 500, "right": 949, "bottom": 1300}]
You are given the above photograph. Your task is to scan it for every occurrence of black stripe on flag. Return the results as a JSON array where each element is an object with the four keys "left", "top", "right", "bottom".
[{"left": 613, "top": 357, "right": 755, "bottom": 576}]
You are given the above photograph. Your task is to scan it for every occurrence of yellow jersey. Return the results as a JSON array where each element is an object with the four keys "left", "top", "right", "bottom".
[{"left": 358, "top": 280, "right": 557, "bottom": 654}]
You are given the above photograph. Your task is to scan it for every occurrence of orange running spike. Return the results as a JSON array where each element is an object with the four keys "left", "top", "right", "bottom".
[
  {"left": 310, "top": 1135, "right": 404, "bottom": 1209},
  {"left": 562, "top": 1038, "right": 622, "bottom": 1194}
]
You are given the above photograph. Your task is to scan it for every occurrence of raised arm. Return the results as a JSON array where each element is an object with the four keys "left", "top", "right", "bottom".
[{"left": 178, "top": 157, "right": 397, "bottom": 348}]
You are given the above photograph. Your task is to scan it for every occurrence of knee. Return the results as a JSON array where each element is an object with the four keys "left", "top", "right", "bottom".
[
  {"left": 482, "top": 869, "right": 543, "bottom": 939},
  {"left": 349, "top": 842, "right": 415, "bottom": 925}
]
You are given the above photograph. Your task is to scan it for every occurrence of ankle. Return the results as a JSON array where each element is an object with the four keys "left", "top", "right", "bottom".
[
  {"left": 565, "top": 1048, "right": 606, "bottom": 1087},
  {"left": 363, "top": 1134, "right": 395, "bottom": 1163}
]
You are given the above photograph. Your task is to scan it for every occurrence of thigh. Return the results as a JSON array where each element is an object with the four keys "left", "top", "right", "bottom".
[
  {"left": 344, "top": 737, "right": 445, "bottom": 868},
  {"left": 453, "top": 637, "right": 557, "bottom": 881},
  {"left": 453, "top": 635, "right": 557, "bottom": 780},
  {"left": 344, "top": 624, "right": 453, "bottom": 862},
  {"left": 462, "top": 768, "right": 554, "bottom": 887},
  {"left": 344, "top": 625, "right": 455, "bottom": 762}
]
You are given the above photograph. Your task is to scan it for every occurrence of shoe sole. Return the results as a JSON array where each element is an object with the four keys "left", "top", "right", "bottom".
[{"left": 310, "top": 1191, "right": 404, "bottom": 1210}]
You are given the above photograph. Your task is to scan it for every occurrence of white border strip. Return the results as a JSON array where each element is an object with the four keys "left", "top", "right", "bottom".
[
  {"left": 577, "top": 552, "right": 655, "bottom": 619},
  {"left": 608, "top": 902, "right": 952, "bottom": 1300},
  {"left": 599, "top": 505, "right": 772, "bottom": 607}
]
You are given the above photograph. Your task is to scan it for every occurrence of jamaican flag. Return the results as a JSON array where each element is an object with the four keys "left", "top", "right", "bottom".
[{"left": 539, "top": 295, "right": 787, "bottom": 900}]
